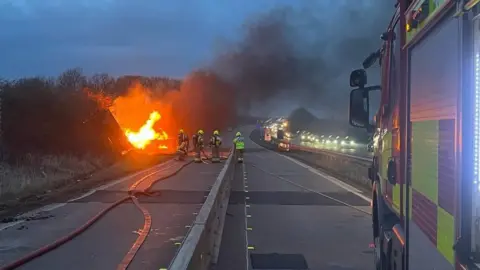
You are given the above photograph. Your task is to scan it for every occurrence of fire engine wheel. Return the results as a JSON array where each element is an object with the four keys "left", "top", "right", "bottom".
[
  {"left": 373, "top": 225, "right": 388, "bottom": 270},
  {"left": 372, "top": 202, "right": 387, "bottom": 270}
]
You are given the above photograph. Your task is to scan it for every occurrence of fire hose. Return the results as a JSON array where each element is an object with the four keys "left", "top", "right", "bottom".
[{"left": 0, "top": 160, "right": 194, "bottom": 270}]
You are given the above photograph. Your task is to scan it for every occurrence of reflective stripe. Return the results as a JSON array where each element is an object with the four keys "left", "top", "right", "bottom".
[
  {"left": 437, "top": 207, "right": 454, "bottom": 264},
  {"left": 408, "top": 119, "right": 455, "bottom": 266},
  {"left": 233, "top": 136, "right": 245, "bottom": 149}
]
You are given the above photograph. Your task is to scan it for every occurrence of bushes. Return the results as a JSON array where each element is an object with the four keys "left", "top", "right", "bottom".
[
  {"left": 1, "top": 68, "right": 181, "bottom": 161},
  {"left": 0, "top": 69, "right": 183, "bottom": 199}
]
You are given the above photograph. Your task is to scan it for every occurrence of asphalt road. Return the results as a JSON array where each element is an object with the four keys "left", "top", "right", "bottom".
[
  {"left": 0, "top": 148, "right": 232, "bottom": 270},
  {"left": 217, "top": 127, "right": 374, "bottom": 270}
]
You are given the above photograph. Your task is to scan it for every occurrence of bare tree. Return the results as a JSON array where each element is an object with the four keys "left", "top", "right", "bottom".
[
  {"left": 88, "top": 73, "right": 115, "bottom": 93},
  {"left": 56, "top": 68, "right": 87, "bottom": 92}
]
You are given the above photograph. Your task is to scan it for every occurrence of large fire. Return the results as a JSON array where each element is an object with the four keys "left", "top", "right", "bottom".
[
  {"left": 83, "top": 84, "right": 174, "bottom": 153},
  {"left": 83, "top": 71, "right": 237, "bottom": 154},
  {"left": 124, "top": 111, "right": 168, "bottom": 149}
]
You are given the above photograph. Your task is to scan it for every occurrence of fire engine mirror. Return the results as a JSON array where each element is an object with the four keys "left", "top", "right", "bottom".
[
  {"left": 349, "top": 88, "right": 369, "bottom": 128},
  {"left": 349, "top": 85, "right": 381, "bottom": 130},
  {"left": 349, "top": 69, "right": 367, "bottom": 87}
]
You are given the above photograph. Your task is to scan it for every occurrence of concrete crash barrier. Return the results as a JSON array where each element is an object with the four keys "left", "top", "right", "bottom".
[
  {"left": 288, "top": 144, "right": 372, "bottom": 188},
  {"left": 168, "top": 151, "right": 234, "bottom": 270}
]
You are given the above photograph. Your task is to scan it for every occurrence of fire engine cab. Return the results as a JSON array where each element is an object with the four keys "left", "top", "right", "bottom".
[{"left": 348, "top": 0, "right": 480, "bottom": 269}]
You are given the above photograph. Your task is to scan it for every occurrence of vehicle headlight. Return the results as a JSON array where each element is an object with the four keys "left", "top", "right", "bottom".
[
  {"left": 315, "top": 138, "right": 319, "bottom": 142},
  {"left": 333, "top": 140, "right": 338, "bottom": 144},
  {"left": 341, "top": 140, "right": 346, "bottom": 145},
  {"left": 350, "top": 141, "right": 355, "bottom": 145},
  {"left": 326, "top": 140, "right": 331, "bottom": 144},
  {"left": 301, "top": 136, "right": 305, "bottom": 139}
]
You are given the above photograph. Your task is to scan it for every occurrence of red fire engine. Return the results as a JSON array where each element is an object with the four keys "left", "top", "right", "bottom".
[{"left": 348, "top": 0, "right": 480, "bottom": 269}]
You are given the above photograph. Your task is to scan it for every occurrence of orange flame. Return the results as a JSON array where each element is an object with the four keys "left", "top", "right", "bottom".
[
  {"left": 124, "top": 111, "right": 169, "bottom": 149},
  {"left": 83, "top": 84, "right": 172, "bottom": 152}
]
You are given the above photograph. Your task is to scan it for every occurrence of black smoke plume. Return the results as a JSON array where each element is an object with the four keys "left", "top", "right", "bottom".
[{"left": 210, "top": 0, "right": 394, "bottom": 117}]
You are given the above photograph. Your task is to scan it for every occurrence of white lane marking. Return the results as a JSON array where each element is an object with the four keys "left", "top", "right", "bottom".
[
  {"left": 242, "top": 162, "right": 251, "bottom": 270},
  {"left": 0, "top": 160, "right": 175, "bottom": 231},
  {"left": 250, "top": 164, "right": 371, "bottom": 215},
  {"left": 251, "top": 139, "right": 370, "bottom": 202},
  {"left": 0, "top": 220, "right": 23, "bottom": 231}
]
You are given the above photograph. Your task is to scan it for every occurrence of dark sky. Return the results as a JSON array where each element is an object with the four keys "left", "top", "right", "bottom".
[
  {"left": 0, "top": 0, "right": 394, "bottom": 117},
  {"left": 0, "top": 0, "right": 303, "bottom": 78}
]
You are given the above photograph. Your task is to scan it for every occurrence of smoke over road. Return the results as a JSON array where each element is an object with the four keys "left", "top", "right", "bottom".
[{"left": 210, "top": 0, "right": 393, "bottom": 117}]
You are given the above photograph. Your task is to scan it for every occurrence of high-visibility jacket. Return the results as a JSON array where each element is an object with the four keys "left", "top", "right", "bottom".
[
  {"left": 233, "top": 136, "right": 245, "bottom": 150},
  {"left": 210, "top": 135, "right": 222, "bottom": 147}
]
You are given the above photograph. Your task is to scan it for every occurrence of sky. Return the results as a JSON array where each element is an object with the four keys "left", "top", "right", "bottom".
[
  {"left": 0, "top": 0, "right": 393, "bottom": 118},
  {"left": 0, "top": 0, "right": 305, "bottom": 78}
]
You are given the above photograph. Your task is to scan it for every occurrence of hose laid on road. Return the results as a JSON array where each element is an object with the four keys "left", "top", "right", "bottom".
[
  {"left": 117, "top": 160, "right": 193, "bottom": 270},
  {"left": 248, "top": 163, "right": 371, "bottom": 216},
  {"left": 116, "top": 196, "right": 152, "bottom": 270},
  {"left": 0, "top": 159, "right": 193, "bottom": 270}
]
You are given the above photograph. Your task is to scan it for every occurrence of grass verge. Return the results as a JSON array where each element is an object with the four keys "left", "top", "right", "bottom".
[{"left": 0, "top": 151, "right": 173, "bottom": 221}]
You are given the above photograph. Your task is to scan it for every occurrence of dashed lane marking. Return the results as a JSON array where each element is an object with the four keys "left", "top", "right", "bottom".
[{"left": 243, "top": 162, "right": 251, "bottom": 270}]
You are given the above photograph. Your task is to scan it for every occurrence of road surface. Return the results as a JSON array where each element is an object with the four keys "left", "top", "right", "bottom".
[
  {"left": 216, "top": 127, "right": 374, "bottom": 270},
  {"left": 0, "top": 148, "right": 231, "bottom": 270}
]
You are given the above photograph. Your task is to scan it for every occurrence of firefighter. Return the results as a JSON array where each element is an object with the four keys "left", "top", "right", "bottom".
[
  {"left": 192, "top": 132, "right": 198, "bottom": 151},
  {"left": 233, "top": 131, "right": 245, "bottom": 163},
  {"left": 176, "top": 129, "right": 188, "bottom": 161},
  {"left": 185, "top": 133, "right": 190, "bottom": 152},
  {"left": 194, "top": 129, "right": 205, "bottom": 163},
  {"left": 209, "top": 130, "right": 222, "bottom": 163}
]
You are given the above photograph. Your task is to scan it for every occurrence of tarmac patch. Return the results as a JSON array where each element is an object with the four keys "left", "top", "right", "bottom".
[{"left": 250, "top": 253, "right": 308, "bottom": 269}]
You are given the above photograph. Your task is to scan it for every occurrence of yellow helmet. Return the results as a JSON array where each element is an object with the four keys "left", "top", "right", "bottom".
[
  {"left": 213, "top": 130, "right": 219, "bottom": 135},
  {"left": 198, "top": 129, "right": 204, "bottom": 135},
  {"left": 179, "top": 129, "right": 184, "bottom": 133},
  {"left": 236, "top": 132, "right": 242, "bottom": 136}
]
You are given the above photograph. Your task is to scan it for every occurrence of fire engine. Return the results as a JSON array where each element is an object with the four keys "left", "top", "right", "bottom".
[
  {"left": 348, "top": 0, "right": 480, "bottom": 269},
  {"left": 276, "top": 129, "right": 290, "bottom": 152}
]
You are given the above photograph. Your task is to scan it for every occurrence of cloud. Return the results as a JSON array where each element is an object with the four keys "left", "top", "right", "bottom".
[
  {"left": 209, "top": 0, "right": 394, "bottom": 117},
  {"left": 0, "top": 0, "right": 395, "bottom": 119},
  {"left": 0, "top": 0, "right": 292, "bottom": 78}
]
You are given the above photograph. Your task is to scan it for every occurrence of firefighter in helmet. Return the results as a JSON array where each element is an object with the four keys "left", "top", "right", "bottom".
[
  {"left": 233, "top": 131, "right": 245, "bottom": 163},
  {"left": 194, "top": 129, "right": 205, "bottom": 163},
  {"left": 209, "top": 130, "right": 222, "bottom": 163},
  {"left": 176, "top": 129, "right": 188, "bottom": 160}
]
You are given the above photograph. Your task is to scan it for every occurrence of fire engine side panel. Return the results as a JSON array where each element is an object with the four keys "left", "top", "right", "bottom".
[{"left": 409, "top": 13, "right": 458, "bottom": 266}]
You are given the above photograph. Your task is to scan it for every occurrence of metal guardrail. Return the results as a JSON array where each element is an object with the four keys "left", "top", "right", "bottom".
[
  {"left": 291, "top": 144, "right": 372, "bottom": 162},
  {"left": 289, "top": 142, "right": 372, "bottom": 161},
  {"left": 289, "top": 144, "right": 372, "bottom": 188},
  {"left": 168, "top": 151, "right": 234, "bottom": 270}
]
